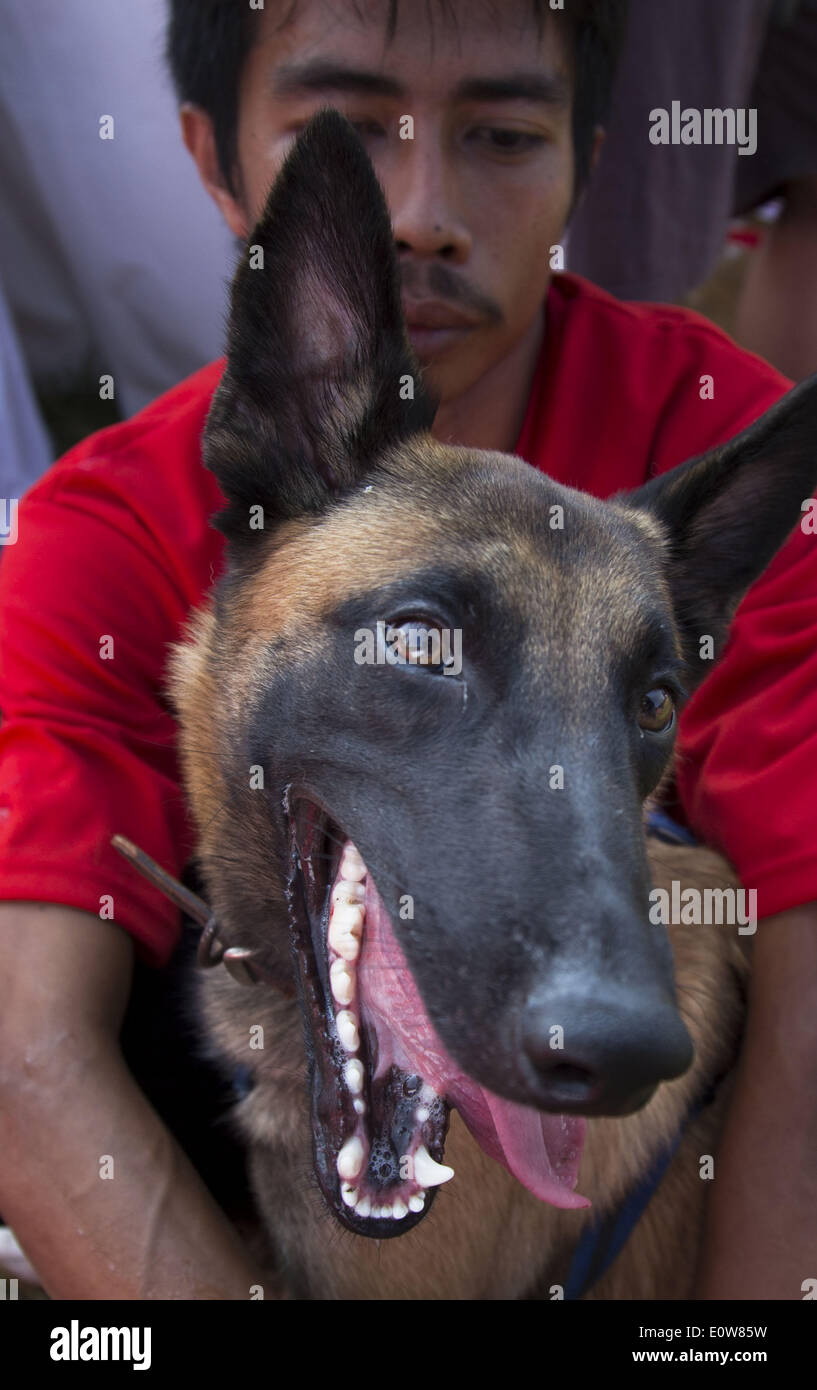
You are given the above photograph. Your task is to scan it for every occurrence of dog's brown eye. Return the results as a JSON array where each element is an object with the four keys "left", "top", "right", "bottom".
[
  {"left": 382, "top": 619, "right": 462, "bottom": 676},
  {"left": 638, "top": 687, "right": 675, "bottom": 734},
  {"left": 389, "top": 622, "right": 446, "bottom": 668}
]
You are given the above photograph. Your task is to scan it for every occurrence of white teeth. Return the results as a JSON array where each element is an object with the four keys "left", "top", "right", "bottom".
[
  {"left": 337, "top": 1136, "right": 365, "bottom": 1181},
  {"left": 328, "top": 902, "right": 364, "bottom": 961},
  {"left": 326, "top": 859, "right": 446, "bottom": 1225},
  {"left": 331, "top": 932, "right": 361, "bottom": 964},
  {"left": 340, "top": 845, "right": 367, "bottom": 882},
  {"left": 331, "top": 902, "right": 365, "bottom": 933},
  {"left": 413, "top": 1144, "right": 454, "bottom": 1188},
  {"left": 336, "top": 1010, "right": 359, "bottom": 1051},
  {"left": 332, "top": 879, "right": 365, "bottom": 907},
  {"left": 344, "top": 1059, "right": 364, "bottom": 1093},
  {"left": 330, "top": 958, "right": 355, "bottom": 1006}
]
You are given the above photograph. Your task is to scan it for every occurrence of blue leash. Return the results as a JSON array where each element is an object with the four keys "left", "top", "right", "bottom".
[
  {"left": 564, "top": 1131, "right": 685, "bottom": 1300},
  {"left": 645, "top": 806, "right": 698, "bottom": 848},
  {"left": 564, "top": 807, "right": 705, "bottom": 1299}
]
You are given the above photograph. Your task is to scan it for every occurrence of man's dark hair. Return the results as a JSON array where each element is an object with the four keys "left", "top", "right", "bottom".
[{"left": 167, "top": 0, "right": 629, "bottom": 198}]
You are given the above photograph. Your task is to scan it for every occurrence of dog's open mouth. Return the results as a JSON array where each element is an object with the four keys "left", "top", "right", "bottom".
[{"left": 287, "top": 797, "right": 589, "bottom": 1237}]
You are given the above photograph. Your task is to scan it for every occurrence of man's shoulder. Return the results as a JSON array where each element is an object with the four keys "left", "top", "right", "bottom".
[
  {"left": 553, "top": 271, "right": 780, "bottom": 375},
  {"left": 543, "top": 274, "right": 791, "bottom": 479},
  {"left": 8, "top": 360, "right": 228, "bottom": 611},
  {"left": 23, "top": 359, "right": 227, "bottom": 515}
]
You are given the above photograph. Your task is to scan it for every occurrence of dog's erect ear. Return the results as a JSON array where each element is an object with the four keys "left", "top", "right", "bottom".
[
  {"left": 205, "top": 109, "right": 436, "bottom": 547},
  {"left": 625, "top": 375, "right": 817, "bottom": 681}
]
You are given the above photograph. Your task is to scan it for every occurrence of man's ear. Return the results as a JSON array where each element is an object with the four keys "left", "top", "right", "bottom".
[
  {"left": 624, "top": 375, "right": 817, "bottom": 681},
  {"left": 180, "top": 103, "right": 248, "bottom": 241},
  {"left": 203, "top": 108, "right": 436, "bottom": 552}
]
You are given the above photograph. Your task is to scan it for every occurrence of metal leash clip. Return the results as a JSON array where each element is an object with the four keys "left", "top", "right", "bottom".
[{"left": 110, "top": 833, "right": 292, "bottom": 993}]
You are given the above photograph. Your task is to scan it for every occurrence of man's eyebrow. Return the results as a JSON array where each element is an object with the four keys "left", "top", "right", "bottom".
[
  {"left": 452, "top": 72, "right": 570, "bottom": 106},
  {"left": 270, "top": 61, "right": 570, "bottom": 107},
  {"left": 271, "top": 61, "right": 404, "bottom": 99}
]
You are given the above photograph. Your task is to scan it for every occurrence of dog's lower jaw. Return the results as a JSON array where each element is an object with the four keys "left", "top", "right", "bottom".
[
  {"left": 197, "top": 838, "right": 746, "bottom": 1299},
  {"left": 245, "top": 1084, "right": 735, "bottom": 1301},
  {"left": 288, "top": 813, "right": 454, "bottom": 1236}
]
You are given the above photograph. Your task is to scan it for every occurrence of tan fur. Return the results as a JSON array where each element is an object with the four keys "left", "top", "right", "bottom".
[
  {"left": 171, "top": 438, "right": 678, "bottom": 753},
  {"left": 165, "top": 432, "right": 749, "bottom": 1300},
  {"left": 168, "top": 572, "right": 749, "bottom": 1301}
]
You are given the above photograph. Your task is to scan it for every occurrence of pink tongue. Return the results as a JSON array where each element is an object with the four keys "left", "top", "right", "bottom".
[{"left": 357, "top": 874, "right": 590, "bottom": 1211}]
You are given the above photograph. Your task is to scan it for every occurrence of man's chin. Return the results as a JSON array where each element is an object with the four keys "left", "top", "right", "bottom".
[
  {"left": 408, "top": 333, "right": 495, "bottom": 419},
  {"left": 406, "top": 323, "right": 475, "bottom": 361}
]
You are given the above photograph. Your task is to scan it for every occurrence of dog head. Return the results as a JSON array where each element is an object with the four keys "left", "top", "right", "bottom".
[{"left": 169, "top": 110, "right": 817, "bottom": 1236}]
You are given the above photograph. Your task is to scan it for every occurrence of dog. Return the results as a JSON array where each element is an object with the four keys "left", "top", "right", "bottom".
[{"left": 167, "top": 110, "right": 817, "bottom": 1299}]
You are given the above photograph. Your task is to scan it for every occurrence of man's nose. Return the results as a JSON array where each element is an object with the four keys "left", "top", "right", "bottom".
[{"left": 388, "top": 141, "right": 471, "bottom": 262}]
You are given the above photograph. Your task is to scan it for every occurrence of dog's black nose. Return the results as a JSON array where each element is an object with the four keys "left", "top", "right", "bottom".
[{"left": 520, "top": 988, "right": 694, "bottom": 1115}]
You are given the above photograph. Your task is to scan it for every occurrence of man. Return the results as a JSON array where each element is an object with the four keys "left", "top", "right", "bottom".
[{"left": 0, "top": 0, "right": 815, "bottom": 1300}]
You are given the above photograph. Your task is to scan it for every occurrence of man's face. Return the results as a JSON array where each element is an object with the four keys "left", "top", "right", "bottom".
[{"left": 195, "top": 0, "right": 576, "bottom": 407}]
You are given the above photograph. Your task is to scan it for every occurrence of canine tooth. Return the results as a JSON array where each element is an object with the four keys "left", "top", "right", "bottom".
[
  {"left": 355, "top": 1195, "right": 371, "bottom": 1218},
  {"left": 413, "top": 1145, "right": 454, "bottom": 1188},
  {"left": 392, "top": 1199, "right": 408, "bottom": 1219},
  {"left": 341, "top": 1183, "right": 359, "bottom": 1208},
  {"left": 344, "top": 1059, "right": 364, "bottom": 1093},
  {"left": 408, "top": 1194, "right": 425, "bottom": 1213},
  {"left": 332, "top": 880, "right": 365, "bottom": 907},
  {"left": 340, "top": 845, "right": 367, "bottom": 882},
  {"left": 330, "top": 958, "right": 356, "bottom": 1006},
  {"left": 337, "top": 1136, "right": 365, "bottom": 1181},
  {"left": 336, "top": 1011, "right": 359, "bottom": 1051}
]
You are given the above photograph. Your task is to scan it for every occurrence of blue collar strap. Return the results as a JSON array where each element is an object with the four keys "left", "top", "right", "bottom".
[
  {"left": 563, "top": 1119, "right": 687, "bottom": 1300},
  {"left": 644, "top": 806, "right": 698, "bottom": 847},
  {"left": 563, "top": 1071, "right": 722, "bottom": 1300}
]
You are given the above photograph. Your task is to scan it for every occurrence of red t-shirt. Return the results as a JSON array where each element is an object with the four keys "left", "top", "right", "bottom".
[{"left": 0, "top": 273, "right": 812, "bottom": 966}]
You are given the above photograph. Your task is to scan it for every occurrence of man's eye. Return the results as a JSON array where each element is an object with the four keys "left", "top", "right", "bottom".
[
  {"left": 469, "top": 126, "right": 545, "bottom": 154},
  {"left": 350, "top": 119, "right": 386, "bottom": 139}
]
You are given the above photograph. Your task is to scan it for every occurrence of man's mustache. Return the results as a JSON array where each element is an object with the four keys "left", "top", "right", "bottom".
[{"left": 399, "top": 261, "right": 504, "bottom": 326}]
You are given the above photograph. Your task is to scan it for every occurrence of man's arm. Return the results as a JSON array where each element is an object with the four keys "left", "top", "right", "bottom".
[
  {"left": 0, "top": 901, "right": 269, "bottom": 1300},
  {"left": 694, "top": 901, "right": 817, "bottom": 1299}
]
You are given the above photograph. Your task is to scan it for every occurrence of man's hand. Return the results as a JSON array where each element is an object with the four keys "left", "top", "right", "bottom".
[
  {"left": 0, "top": 902, "right": 270, "bottom": 1300},
  {"left": 694, "top": 901, "right": 817, "bottom": 1299}
]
